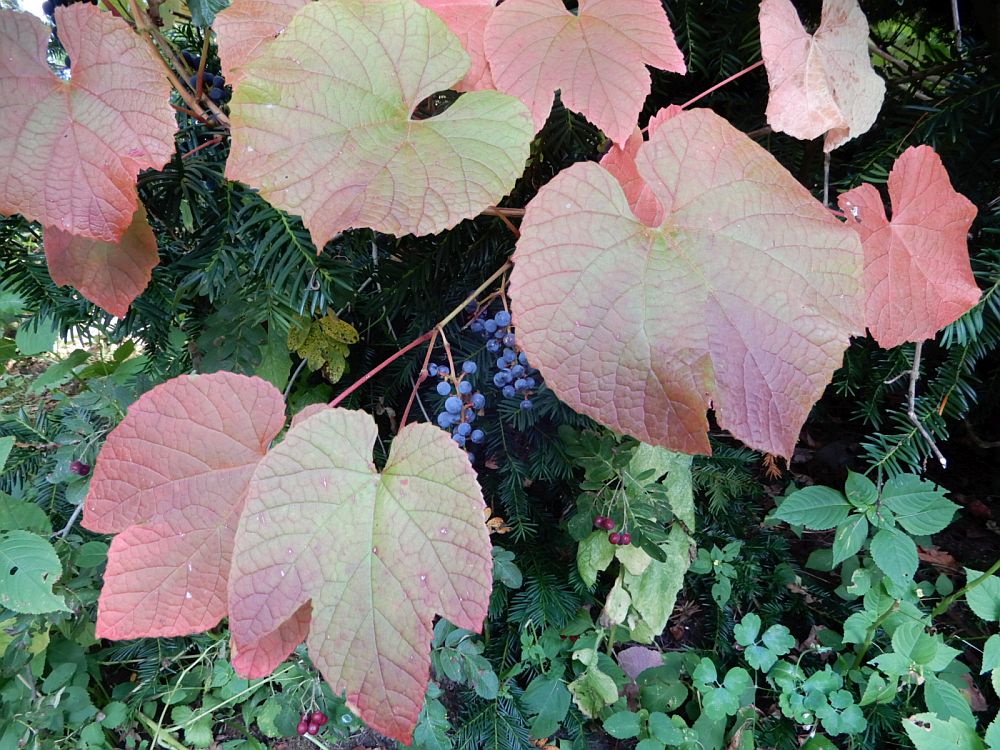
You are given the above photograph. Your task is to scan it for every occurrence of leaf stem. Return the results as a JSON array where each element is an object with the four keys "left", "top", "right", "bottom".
[
  {"left": 678, "top": 60, "right": 765, "bottom": 111},
  {"left": 400, "top": 329, "right": 440, "bottom": 428},
  {"left": 932, "top": 556, "right": 1000, "bottom": 618},
  {"left": 906, "top": 341, "right": 947, "bottom": 469}
]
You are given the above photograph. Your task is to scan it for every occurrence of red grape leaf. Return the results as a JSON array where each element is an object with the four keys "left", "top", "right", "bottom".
[
  {"left": 416, "top": 0, "right": 496, "bottom": 91},
  {"left": 759, "top": 0, "right": 884, "bottom": 151},
  {"left": 214, "top": 0, "right": 308, "bottom": 87},
  {"left": 82, "top": 373, "right": 286, "bottom": 639},
  {"left": 224, "top": 0, "right": 533, "bottom": 251},
  {"left": 0, "top": 6, "right": 177, "bottom": 240},
  {"left": 228, "top": 409, "right": 492, "bottom": 743},
  {"left": 510, "top": 108, "right": 864, "bottom": 458},
  {"left": 44, "top": 205, "right": 159, "bottom": 318},
  {"left": 598, "top": 105, "right": 680, "bottom": 226},
  {"left": 837, "top": 145, "right": 979, "bottom": 348},
  {"left": 483, "top": 0, "right": 685, "bottom": 145}
]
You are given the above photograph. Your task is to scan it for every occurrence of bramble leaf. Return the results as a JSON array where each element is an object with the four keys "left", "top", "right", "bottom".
[
  {"left": 964, "top": 568, "right": 1000, "bottom": 622},
  {"left": 870, "top": 527, "right": 918, "bottom": 587},
  {"left": 82, "top": 373, "right": 286, "bottom": 639},
  {"left": 880, "top": 473, "right": 959, "bottom": 536},
  {"left": 837, "top": 146, "right": 980, "bottom": 348},
  {"left": 0, "top": 6, "right": 177, "bottom": 240},
  {"left": 759, "top": 0, "right": 884, "bottom": 151},
  {"left": 510, "top": 108, "right": 863, "bottom": 458},
  {"left": 224, "top": 0, "right": 533, "bottom": 250},
  {"left": 228, "top": 409, "right": 492, "bottom": 743},
  {"left": 44, "top": 206, "right": 159, "bottom": 318},
  {"left": 484, "top": 0, "right": 685, "bottom": 144},
  {"left": 775, "top": 486, "right": 851, "bottom": 530}
]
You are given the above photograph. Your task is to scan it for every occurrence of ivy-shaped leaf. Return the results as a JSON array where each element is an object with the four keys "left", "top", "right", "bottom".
[
  {"left": 82, "top": 373, "right": 286, "bottom": 639},
  {"left": 214, "top": 0, "right": 308, "bottom": 87},
  {"left": 837, "top": 146, "right": 980, "bottom": 348},
  {"left": 44, "top": 206, "right": 159, "bottom": 318},
  {"left": 0, "top": 6, "right": 177, "bottom": 240},
  {"left": 759, "top": 0, "right": 885, "bottom": 151},
  {"left": 228, "top": 409, "right": 492, "bottom": 743},
  {"left": 510, "top": 108, "right": 863, "bottom": 458},
  {"left": 417, "top": 0, "right": 496, "bottom": 91},
  {"left": 484, "top": 0, "right": 685, "bottom": 144},
  {"left": 224, "top": 0, "right": 533, "bottom": 250}
]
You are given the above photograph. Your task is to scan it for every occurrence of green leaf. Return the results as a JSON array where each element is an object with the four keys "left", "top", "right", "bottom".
[
  {"left": 870, "top": 527, "right": 918, "bottom": 586},
  {"left": 0, "top": 436, "right": 13, "bottom": 473},
  {"left": 981, "top": 634, "right": 1000, "bottom": 674},
  {"left": 903, "top": 712, "right": 985, "bottom": 750},
  {"left": 15, "top": 314, "right": 57, "bottom": 356},
  {"left": 774, "top": 486, "right": 851, "bottom": 530},
  {"left": 964, "top": 568, "right": 1000, "bottom": 621},
  {"left": 603, "top": 711, "right": 641, "bottom": 739},
  {"left": 761, "top": 625, "right": 796, "bottom": 655},
  {"left": 845, "top": 471, "right": 877, "bottom": 508},
  {"left": 832, "top": 514, "right": 868, "bottom": 565},
  {"left": 0, "top": 530, "right": 69, "bottom": 613},
  {"left": 648, "top": 712, "right": 685, "bottom": 744},
  {"left": 188, "top": 0, "right": 230, "bottom": 26},
  {"left": 985, "top": 717, "right": 999, "bottom": 750},
  {"left": 628, "top": 444, "right": 695, "bottom": 529},
  {"left": 100, "top": 701, "right": 128, "bottom": 729},
  {"left": 577, "top": 531, "right": 615, "bottom": 587},
  {"left": 522, "top": 676, "right": 570, "bottom": 739},
  {"left": 568, "top": 667, "right": 619, "bottom": 718},
  {"left": 692, "top": 657, "right": 718, "bottom": 686},
  {"left": 75, "top": 541, "right": 109, "bottom": 569},
  {"left": 891, "top": 622, "right": 940, "bottom": 666},
  {"left": 923, "top": 676, "right": 975, "bottom": 728},
  {"left": 29, "top": 349, "right": 89, "bottom": 393},
  {"left": 0, "top": 496, "right": 52, "bottom": 534},
  {"left": 745, "top": 645, "right": 778, "bottom": 673},
  {"left": 636, "top": 740, "right": 666, "bottom": 750},
  {"left": 624, "top": 526, "right": 691, "bottom": 643},
  {"left": 882, "top": 474, "right": 959, "bottom": 535},
  {"left": 733, "top": 613, "right": 761, "bottom": 646},
  {"left": 255, "top": 327, "right": 292, "bottom": 391},
  {"left": 701, "top": 686, "right": 739, "bottom": 719},
  {"left": 492, "top": 548, "right": 523, "bottom": 589},
  {"left": 42, "top": 661, "right": 77, "bottom": 692}
]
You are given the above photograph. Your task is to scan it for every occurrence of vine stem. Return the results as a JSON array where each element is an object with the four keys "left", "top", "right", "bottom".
[
  {"left": 400, "top": 329, "right": 440, "bottom": 428},
  {"left": 678, "top": 60, "right": 765, "bottom": 111},
  {"left": 906, "top": 341, "right": 947, "bottom": 469},
  {"left": 932, "top": 556, "right": 1000, "bottom": 618},
  {"left": 327, "top": 261, "right": 512, "bottom": 414}
]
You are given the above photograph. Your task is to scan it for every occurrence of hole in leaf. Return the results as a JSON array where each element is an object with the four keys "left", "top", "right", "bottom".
[
  {"left": 411, "top": 90, "right": 459, "bottom": 121},
  {"left": 8, "top": 566, "right": 17, "bottom": 575}
]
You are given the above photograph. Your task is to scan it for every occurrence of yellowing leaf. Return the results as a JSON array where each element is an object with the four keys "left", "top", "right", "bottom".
[
  {"left": 759, "top": 0, "right": 885, "bottom": 151},
  {"left": 510, "top": 109, "right": 863, "bottom": 458},
  {"left": 224, "top": 0, "right": 533, "bottom": 249},
  {"left": 228, "top": 409, "right": 492, "bottom": 743},
  {"left": 416, "top": 0, "right": 496, "bottom": 91},
  {"left": 214, "top": 0, "right": 308, "bottom": 86},
  {"left": 0, "top": 6, "right": 177, "bottom": 240}
]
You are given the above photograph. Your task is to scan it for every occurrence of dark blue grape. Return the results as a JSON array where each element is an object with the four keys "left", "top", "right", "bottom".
[
  {"left": 462, "top": 360, "right": 477, "bottom": 374},
  {"left": 486, "top": 339, "right": 501, "bottom": 353},
  {"left": 209, "top": 87, "right": 225, "bottom": 102},
  {"left": 515, "top": 378, "right": 528, "bottom": 391},
  {"left": 502, "top": 333, "right": 516, "bottom": 347},
  {"left": 436, "top": 381, "right": 451, "bottom": 396},
  {"left": 510, "top": 365, "right": 525, "bottom": 378},
  {"left": 484, "top": 319, "right": 498, "bottom": 333},
  {"left": 493, "top": 372, "right": 511, "bottom": 387},
  {"left": 520, "top": 399, "right": 534, "bottom": 410},
  {"left": 471, "top": 429, "right": 485, "bottom": 444},
  {"left": 428, "top": 363, "right": 439, "bottom": 376},
  {"left": 445, "top": 396, "right": 463, "bottom": 414},
  {"left": 467, "top": 452, "right": 476, "bottom": 463},
  {"left": 502, "top": 385, "right": 516, "bottom": 399},
  {"left": 458, "top": 381, "right": 473, "bottom": 395},
  {"left": 518, "top": 352, "right": 529, "bottom": 366},
  {"left": 453, "top": 434, "right": 467, "bottom": 447},
  {"left": 471, "top": 393, "right": 486, "bottom": 410},
  {"left": 495, "top": 310, "right": 511, "bottom": 327},
  {"left": 525, "top": 377, "right": 537, "bottom": 388},
  {"left": 496, "top": 357, "right": 508, "bottom": 371},
  {"left": 502, "top": 349, "right": 516, "bottom": 363},
  {"left": 456, "top": 422, "right": 472, "bottom": 437},
  {"left": 470, "top": 320, "right": 484, "bottom": 333},
  {"left": 437, "top": 412, "right": 454, "bottom": 429},
  {"left": 438, "top": 366, "right": 450, "bottom": 376}
]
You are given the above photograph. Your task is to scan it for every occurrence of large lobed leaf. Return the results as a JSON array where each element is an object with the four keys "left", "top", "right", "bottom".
[
  {"left": 837, "top": 145, "right": 979, "bottom": 348},
  {"left": 0, "top": 5, "right": 177, "bottom": 240},
  {"left": 228, "top": 409, "right": 493, "bottom": 743},
  {"left": 223, "top": 0, "right": 533, "bottom": 250},
  {"left": 82, "top": 373, "right": 286, "bottom": 639},
  {"left": 759, "top": 0, "right": 884, "bottom": 151},
  {"left": 510, "top": 108, "right": 864, "bottom": 458},
  {"left": 214, "top": 0, "right": 308, "bottom": 86},
  {"left": 484, "top": 0, "right": 685, "bottom": 145},
  {"left": 416, "top": 0, "right": 496, "bottom": 91},
  {"left": 44, "top": 206, "right": 159, "bottom": 318}
]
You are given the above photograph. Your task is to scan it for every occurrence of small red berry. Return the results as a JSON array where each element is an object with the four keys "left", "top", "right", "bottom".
[
  {"left": 307, "top": 722, "right": 320, "bottom": 735},
  {"left": 620, "top": 532, "right": 631, "bottom": 545},
  {"left": 296, "top": 721, "right": 309, "bottom": 736},
  {"left": 608, "top": 532, "right": 622, "bottom": 545},
  {"left": 593, "top": 515, "right": 609, "bottom": 529},
  {"left": 311, "top": 711, "right": 328, "bottom": 726},
  {"left": 70, "top": 460, "right": 90, "bottom": 476}
]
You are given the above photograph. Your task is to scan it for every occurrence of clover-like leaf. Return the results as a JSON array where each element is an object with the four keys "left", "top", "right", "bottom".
[
  {"left": 82, "top": 373, "right": 286, "bottom": 639},
  {"left": 224, "top": 0, "right": 533, "bottom": 251},
  {"left": 0, "top": 6, "right": 177, "bottom": 240},
  {"left": 484, "top": 0, "right": 685, "bottom": 144},
  {"left": 214, "top": 0, "right": 308, "bottom": 87},
  {"left": 759, "top": 0, "right": 884, "bottom": 151},
  {"left": 510, "top": 108, "right": 863, "bottom": 458},
  {"left": 837, "top": 145, "right": 980, "bottom": 348},
  {"left": 228, "top": 409, "right": 492, "bottom": 743},
  {"left": 44, "top": 206, "right": 159, "bottom": 318},
  {"left": 417, "top": 0, "right": 496, "bottom": 91}
]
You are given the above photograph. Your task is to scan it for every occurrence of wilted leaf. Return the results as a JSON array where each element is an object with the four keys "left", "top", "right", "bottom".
[
  {"left": 484, "top": 0, "right": 685, "bottom": 144},
  {"left": 225, "top": 0, "right": 533, "bottom": 250},
  {"left": 759, "top": 0, "right": 884, "bottom": 151},
  {"left": 228, "top": 409, "right": 492, "bottom": 743},
  {"left": 0, "top": 6, "right": 177, "bottom": 240},
  {"left": 44, "top": 206, "right": 159, "bottom": 318},
  {"left": 510, "top": 108, "right": 863, "bottom": 457},
  {"left": 214, "top": 0, "right": 308, "bottom": 86},
  {"left": 417, "top": 0, "right": 496, "bottom": 91},
  {"left": 837, "top": 146, "right": 979, "bottom": 348},
  {"left": 82, "top": 373, "right": 286, "bottom": 639}
]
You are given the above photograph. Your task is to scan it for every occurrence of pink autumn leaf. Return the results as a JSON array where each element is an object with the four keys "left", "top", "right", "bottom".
[
  {"left": 228, "top": 409, "right": 492, "bottom": 743},
  {"left": 214, "top": 0, "right": 308, "bottom": 87},
  {"left": 0, "top": 6, "right": 177, "bottom": 240},
  {"left": 416, "top": 0, "right": 496, "bottom": 91},
  {"left": 837, "top": 145, "right": 980, "bottom": 348},
  {"left": 82, "top": 373, "right": 286, "bottom": 640},
  {"left": 599, "top": 105, "right": 681, "bottom": 226},
  {"left": 484, "top": 0, "right": 685, "bottom": 145},
  {"left": 759, "top": 0, "right": 885, "bottom": 152},
  {"left": 44, "top": 205, "right": 159, "bottom": 318},
  {"left": 510, "top": 108, "right": 864, "bottom": 459},
  {"left": 224, "top": 0, "right": 533, "bottom": 251}
]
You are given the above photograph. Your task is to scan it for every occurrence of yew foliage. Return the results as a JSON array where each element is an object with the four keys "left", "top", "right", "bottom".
[{"left": 0, "top": 0, "right": 984, "bottom": 741}]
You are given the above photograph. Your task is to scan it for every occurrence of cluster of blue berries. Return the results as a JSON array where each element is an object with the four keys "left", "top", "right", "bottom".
[
  {"left": 469, "top": 309, "right": 539, "bottom": 410},
  {"left": 183, "top": 51, "right": 231, "bottom": 105},
  {"left": 429, "top": 360, "right": 486, "bottom": 463}
]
